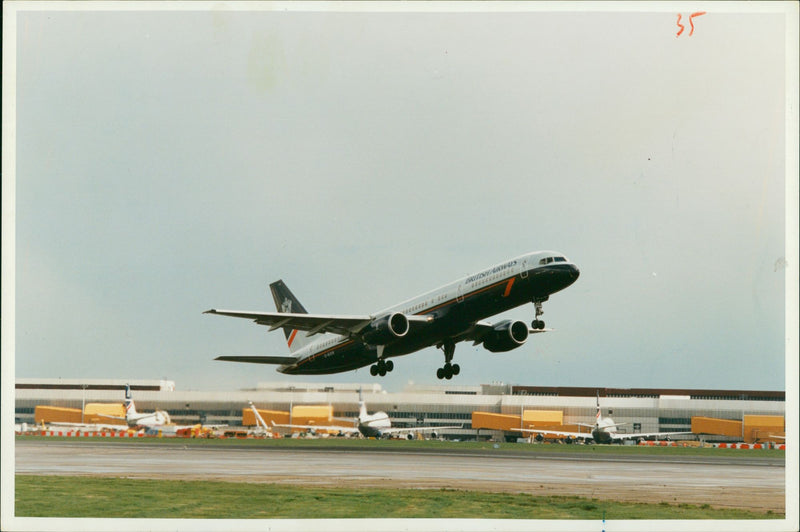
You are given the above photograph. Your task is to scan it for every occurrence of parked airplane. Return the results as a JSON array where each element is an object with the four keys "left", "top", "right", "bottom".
[
  {"left": 520, "top": 393, "right": 693, "bottom": 444},
  {"left": 98, "top": 384, "right": 170, "bottom": 428},
  {"left": 206, "top": 251, "right": 579, "bottom": 379},
  {"left": 266, "top": 391, "right": 460, "bottom": 439}
]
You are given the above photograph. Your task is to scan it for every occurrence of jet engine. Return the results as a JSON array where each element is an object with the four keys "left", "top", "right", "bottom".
[
  {"left": 482, "top": 320, "right": 529, "bottom": 352},
  {"left": 361, "top": 312, "right": 410, "bottom": 345}
]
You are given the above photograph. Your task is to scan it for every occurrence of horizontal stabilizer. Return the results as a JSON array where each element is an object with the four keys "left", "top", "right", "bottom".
[{"left": 215, "top": 355, "right": 298, "bottom": 365}]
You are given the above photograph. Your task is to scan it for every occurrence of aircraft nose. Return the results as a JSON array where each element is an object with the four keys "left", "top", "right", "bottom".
[{"left": 568, "top": 264, "right": 580, "bottom": 281}]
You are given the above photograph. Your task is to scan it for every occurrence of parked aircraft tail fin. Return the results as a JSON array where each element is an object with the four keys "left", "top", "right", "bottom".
[
  {"left": 269, "top": 280, "right": 314, "bottom": 353},
  {"left": 358, "top": 387, "right": 368, "bottom": 420},
  {"left": 124, "top": 384, "right": 137, "bottom": 417},
  {"left": 595, "top": 390, "right": 601, "bottom": 421}
]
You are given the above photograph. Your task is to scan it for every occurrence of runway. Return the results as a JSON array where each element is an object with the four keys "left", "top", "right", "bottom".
[{"left": 16, "top": 440, "right": 785, "bottom": 512}]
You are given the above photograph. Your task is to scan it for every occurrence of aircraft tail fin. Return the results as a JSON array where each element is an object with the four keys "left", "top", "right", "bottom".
[
  {"left": 124, "top": 384, "right": 137, "bottom": 417},
  {"left": 595, "top": 390, "right": 601, "bottom": 421},
  {"left": 269, "top": 280, "right": 314, "bottom": 353},
  {"left": 358, "top": 387, "right": 368, "bottom": 420}
]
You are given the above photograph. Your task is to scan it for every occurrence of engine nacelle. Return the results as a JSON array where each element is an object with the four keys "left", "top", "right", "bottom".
[
  {"left": 482, "top": 320, "right": 529, "bottom": 353},
  {"left": 361, "top": 312, "right": 410, "bottom": 345}
]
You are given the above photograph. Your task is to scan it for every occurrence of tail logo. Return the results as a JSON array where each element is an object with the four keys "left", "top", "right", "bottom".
[{"left": 281, "top": 298, "right": 292, "bottom": 313}]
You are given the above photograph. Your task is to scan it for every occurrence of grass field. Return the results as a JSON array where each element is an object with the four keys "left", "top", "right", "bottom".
[
  {"left": 14, "top": 434, "right": 786, "bottom": 459},
  {"left": 14, "top": 475, "right": 782, "bottom": 520}
]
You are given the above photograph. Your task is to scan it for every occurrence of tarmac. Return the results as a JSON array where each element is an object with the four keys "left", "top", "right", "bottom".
[{"left": 15, "top": 439, "right": 786, "bottom": 513}]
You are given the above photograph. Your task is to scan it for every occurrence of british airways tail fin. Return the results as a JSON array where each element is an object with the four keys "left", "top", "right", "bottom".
[
  {"left": 595, "top": 390, "right": 601, "bottom": 421},
  {"left": 269, "top": 280, "right": 314, "bottom": 353},
  {"left": 124, "top": 384, "right": 137, "bottom": 416}
]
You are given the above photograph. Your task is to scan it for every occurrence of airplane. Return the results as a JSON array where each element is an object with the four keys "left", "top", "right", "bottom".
[
  {"left": 205, "top": 250, "right": 580, "bottom": 380},
  {"left": 97, "top": 384, "right": 171, "bottom": 428},
  {"left": 520, "top": 393, "right": 693, "bottom": 444},
  {"left": 97, "top": 385, "right": 227, "bottom": 435},
  {"left": 265, "top": 391, "right": 461, "bottom": 439}
]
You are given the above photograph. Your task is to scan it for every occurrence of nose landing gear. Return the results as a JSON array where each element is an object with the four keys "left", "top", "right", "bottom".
[
  {"left": 531, "top": 298, "right": 546, "bottom": 330},
  {"left": 435, "top": 340, "right": 460, "bottom": 380}
]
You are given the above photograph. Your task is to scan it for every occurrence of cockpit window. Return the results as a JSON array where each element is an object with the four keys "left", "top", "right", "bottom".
[{"left": 539, "top": 256, "right": 568, "bottom": 265}]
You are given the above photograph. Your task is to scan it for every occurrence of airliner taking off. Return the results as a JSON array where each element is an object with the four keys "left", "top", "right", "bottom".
[{"left": 205, "top": 251, "right": 579, "bottom": 380}]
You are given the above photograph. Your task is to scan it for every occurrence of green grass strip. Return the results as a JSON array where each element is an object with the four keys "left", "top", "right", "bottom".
[{"left": 15, "top": 475, "right": 782, "bottom": 520}]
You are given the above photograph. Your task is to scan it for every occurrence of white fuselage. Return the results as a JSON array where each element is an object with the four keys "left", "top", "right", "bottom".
[
  {"left": 358, "top": 411, "right": 392, "bottom": 437},
  {"left": 280, "top": 250, "right": 579, "bottom": 374},
  {"left": 125, "top": 400, "right": 171, "bottom": 427}
]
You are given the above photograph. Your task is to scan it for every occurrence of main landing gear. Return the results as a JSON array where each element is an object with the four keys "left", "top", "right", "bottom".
[
  {"left": 370, "top": 359, "right": 394, "bottom": 377},
  {"left": 436, "top": 341, "right": 460, "bottom": 380},
  {"left": 531, "top": 298, "right": 546, "bottom": 330}
]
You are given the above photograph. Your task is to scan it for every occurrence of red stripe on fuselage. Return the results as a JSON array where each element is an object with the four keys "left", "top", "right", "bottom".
[
  {"left": 287, "top": 329, "right": 298, "bottom": 348},
  {"left": 503, "top": 277, "right": 515, "bottom": 297}
]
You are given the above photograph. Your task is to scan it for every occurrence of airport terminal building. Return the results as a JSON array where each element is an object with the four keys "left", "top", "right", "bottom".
[{"left": 14, "top": 378, "right": 786, "bottom": 443}]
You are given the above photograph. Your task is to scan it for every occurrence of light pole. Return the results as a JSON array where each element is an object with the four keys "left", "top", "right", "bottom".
[{"left": 81, "top": 384, "right": 88, "bottom": 424}]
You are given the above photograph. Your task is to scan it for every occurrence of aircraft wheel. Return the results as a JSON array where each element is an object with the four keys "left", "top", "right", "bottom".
[
  {"left": 436, "top": 368, "right": 444, "bottom": 380},
  {"left": 385, "top": 360, "right": 394, "bottom": 372},
  {"left": 445, "top": 371, "right": 453, "bottom": 380},
  {"left": 370, "top": 365, "right": 378, "bottom": 376},
  {"left": 451, "top": 364, "right": 460, "bottom": 375},
  {"left": 379, "top": 366, "right": 387, "bottom": 377}
]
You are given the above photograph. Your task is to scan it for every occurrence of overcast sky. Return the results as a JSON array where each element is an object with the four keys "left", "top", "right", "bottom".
[{"left": 5, "top": 4, "right": 796, "bottom": 393}]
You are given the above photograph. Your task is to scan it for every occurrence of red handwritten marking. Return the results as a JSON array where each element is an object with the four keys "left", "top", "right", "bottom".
[
  {"left": 689, "top": 12, "right": 706, "bottom": 36},
  {"left": 676, "top": 13, "right": 685, "bottom": 37}
]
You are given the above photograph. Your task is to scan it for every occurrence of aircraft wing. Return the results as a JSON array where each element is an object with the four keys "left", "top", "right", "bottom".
[
  {"left": 611, "top": 431, "right": 694, "bottom": 440},
  {"left": 49, "top": 421, "right": 129, "bottom": 431},
  {"left": 377, "top": 425, "right": 462, "bottom": 435},
  {"left": 271, "top": 421, "right": 361, "bottom": 434},
  {"left": 215, "top": 355, "right": 299, "bottom": 365},
  {"left": 204, "top": 309, "right": 373, "bottom": 337},
  {"left": 519, "top": 428, "right": 592, "bottom": 439},
  {"left": 96, "top": 414, "right": 127, "bottom": 421},
  {"left": 205, "top": 309, "right": 432, "bottom": 339}
]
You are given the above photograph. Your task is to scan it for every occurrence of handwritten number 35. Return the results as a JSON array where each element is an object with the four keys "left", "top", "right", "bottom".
[{"left": 677, "top": 12, "right": 706, "bottom": 37}]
